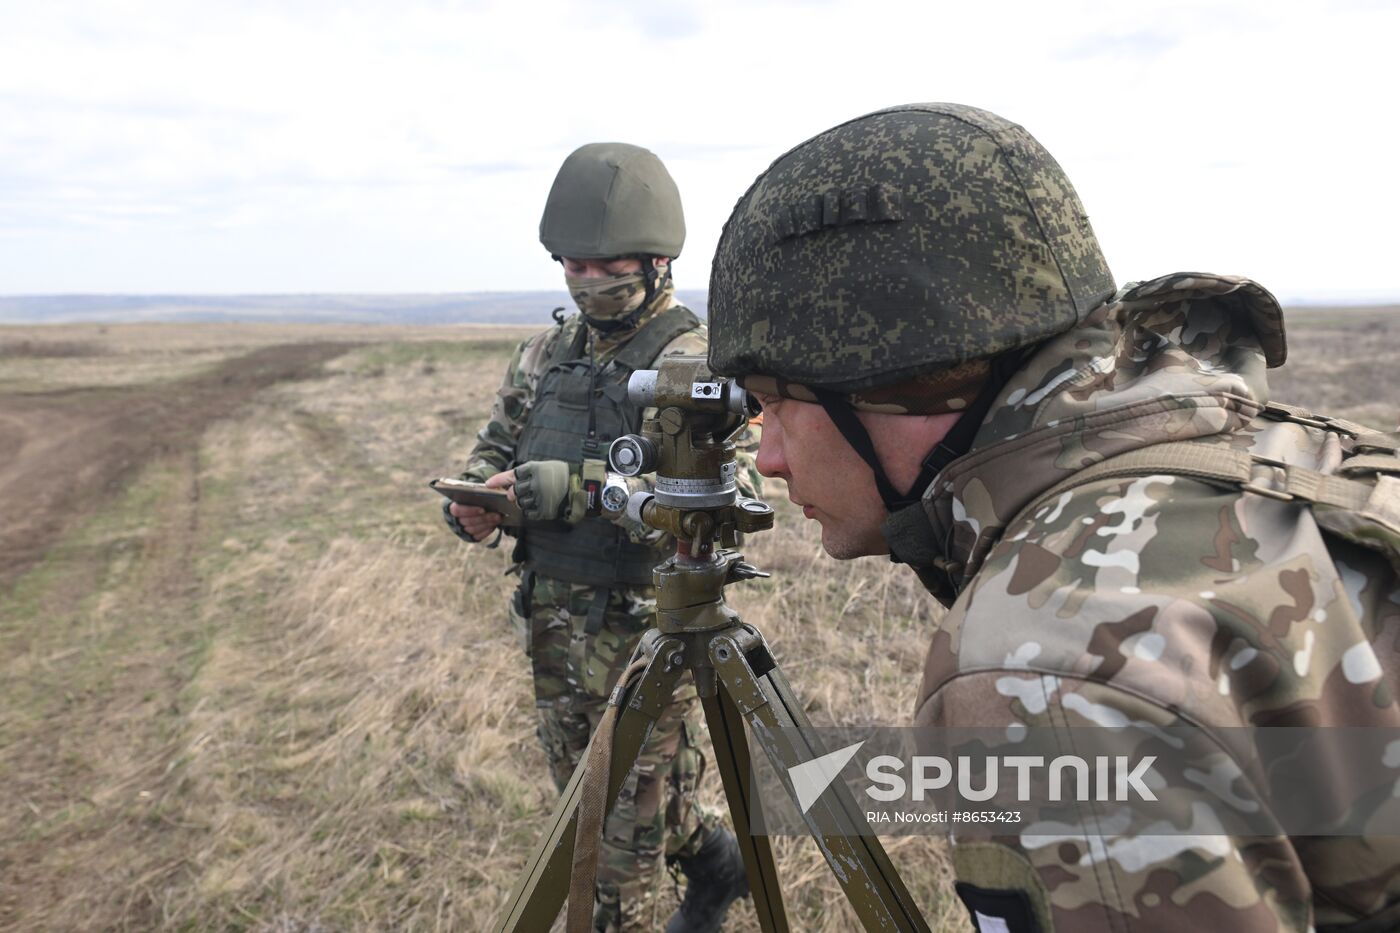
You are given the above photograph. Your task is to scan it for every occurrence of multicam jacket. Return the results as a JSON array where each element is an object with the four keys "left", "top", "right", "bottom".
[{"left": 909, "top": 273, "right": 1400, "bottom": 932}]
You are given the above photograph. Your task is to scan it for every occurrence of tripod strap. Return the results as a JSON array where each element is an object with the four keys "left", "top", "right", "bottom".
[{"left": 568, "top": 656, "right": 650, "bottom": 932}]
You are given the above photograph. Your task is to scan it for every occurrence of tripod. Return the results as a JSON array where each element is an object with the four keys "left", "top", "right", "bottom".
[{"left": 492, "top": 359, "right": 929, "bottom": 932}]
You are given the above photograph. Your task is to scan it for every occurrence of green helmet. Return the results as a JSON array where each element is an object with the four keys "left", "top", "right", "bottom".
[
  {"left": 707, "top": 103, "right": 1115, "bottom": 396},
  {"left": 539, "top": 142, "right": 685, "bottom": 260}
]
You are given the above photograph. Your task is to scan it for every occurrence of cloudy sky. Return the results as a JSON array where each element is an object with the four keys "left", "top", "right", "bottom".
[{"left": 2, "top": 0, "right": 1397, "bottom": 302}]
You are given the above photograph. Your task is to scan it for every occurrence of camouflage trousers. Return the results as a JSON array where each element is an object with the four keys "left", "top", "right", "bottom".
[{"left": 509, "top": 570, "right": 717, "bottom": 931}]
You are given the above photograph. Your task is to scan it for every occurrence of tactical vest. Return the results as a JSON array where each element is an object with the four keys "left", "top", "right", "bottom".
[{"left": 514, "top": 305, "right": 701, "bottom": 587}]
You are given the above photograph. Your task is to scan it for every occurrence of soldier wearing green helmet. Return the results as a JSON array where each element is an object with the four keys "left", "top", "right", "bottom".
[
  {"left": 709, "top": 104, "right": 1400, "bottom": 931},
  {"left": 447, "top": 143, "right": 755, "bottom": 931}
]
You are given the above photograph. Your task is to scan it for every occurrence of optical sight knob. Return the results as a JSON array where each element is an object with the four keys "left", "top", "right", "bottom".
[{"left": 608, "top": 435, "right": 657, "bottom": 477}]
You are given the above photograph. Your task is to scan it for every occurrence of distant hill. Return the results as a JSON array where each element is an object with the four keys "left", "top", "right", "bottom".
[
  {"left": 0, "top": 291, "right": 710, "bottom": 325},
  {"left": 5, "top": 293, "right": 1395, "bottom": 327}
]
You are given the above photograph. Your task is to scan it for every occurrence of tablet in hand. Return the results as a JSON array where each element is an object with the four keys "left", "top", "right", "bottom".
[{"left": 429, "top": 478, "right": 524, "bottom": 525}]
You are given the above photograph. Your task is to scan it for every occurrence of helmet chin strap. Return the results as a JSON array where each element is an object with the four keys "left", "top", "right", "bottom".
[
  {"left": 640, "top": 256, "right": 663, "bottom": 307},
  {"left": 811, "top": 350, "right": 1030, "bottom": 514},
  {"left": 810, "top": 391, "right": 909, "bottom": 510}
]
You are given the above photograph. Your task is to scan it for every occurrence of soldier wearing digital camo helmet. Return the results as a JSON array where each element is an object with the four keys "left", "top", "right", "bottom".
[
  {"left": 708, "top": 104, "right": 1400, "bottom": 931},
  {"left": 447, "top": 143, "right": 754, "bottom": 931}
]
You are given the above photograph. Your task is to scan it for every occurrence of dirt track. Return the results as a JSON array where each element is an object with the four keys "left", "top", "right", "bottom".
[
  {"left": 0, "top": 342, "right": 354, "bottom": 586},
  {"left": 1, "top": 340, "right": 358, "bottom": 930}
]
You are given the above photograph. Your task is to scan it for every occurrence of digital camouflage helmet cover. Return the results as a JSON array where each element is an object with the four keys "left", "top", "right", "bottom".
[
  {"left": 707, "top": 103, "right": 1115, "bottom": 403},
  {"left": 539, "top": 142, "right": 686, "bottom": 260}
]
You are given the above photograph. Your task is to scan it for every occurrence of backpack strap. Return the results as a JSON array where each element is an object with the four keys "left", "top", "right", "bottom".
[
  {"left": 1356, "top": 434, "right": 1400, "bottom": 457},
  {"left": 1341, "top": 454, "right": 1400, "bottom": 478},
  {"left": 1260, "top": 401, "right": 1385, "bottom": 443},
  {"left": 1011, "top": 440, "right": 1396, "bottom": 534},
  {"left": 1265, "top": 398, "right": 1400, "bottom": 458}
]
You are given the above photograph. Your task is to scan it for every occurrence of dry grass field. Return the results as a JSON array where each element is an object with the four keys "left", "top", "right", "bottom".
[{"left": 1, "top": 309, "right": 1395, "bottom": 932}]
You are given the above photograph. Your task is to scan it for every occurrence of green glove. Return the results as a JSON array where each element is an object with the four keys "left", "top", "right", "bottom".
[{"left": 514, "top": 460, "right": 572, "bottom": 521}]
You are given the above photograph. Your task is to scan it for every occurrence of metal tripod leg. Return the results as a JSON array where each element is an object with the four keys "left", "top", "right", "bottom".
[
  {"left": 493, "top": 630, "right": 686, "bottom": 932},
  {"left": 699, "top": 679, "right": 788, "bottom": 931},
  {"left": 708, "top": 625, "right": 931, "bottom": 933},
  {"left": 495, "top": 621, "right": 929, "bottom": 933}
]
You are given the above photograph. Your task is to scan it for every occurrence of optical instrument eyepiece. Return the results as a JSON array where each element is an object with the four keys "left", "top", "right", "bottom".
[{"left": 608, "top": 435, "right": 658, "bottom": 477}]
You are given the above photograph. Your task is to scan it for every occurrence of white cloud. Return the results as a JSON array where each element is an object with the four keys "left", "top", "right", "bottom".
[{"left": 0, "top": 0, "right": 1396, "bottom": 298}]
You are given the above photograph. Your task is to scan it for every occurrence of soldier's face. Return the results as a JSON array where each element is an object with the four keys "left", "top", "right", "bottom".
[
  {"left": 750, "top": 392, "right": 889, "bottom": 559},
  {"left": 560, "top": 257, "right": 668, "bottom": 279}
]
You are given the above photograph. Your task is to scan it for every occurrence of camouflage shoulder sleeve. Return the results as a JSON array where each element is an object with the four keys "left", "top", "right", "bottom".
[
  {"left": 461, "top": 322, "right": 569, "bottom": 482},
  {"left": 917, "top": 470, "right": 1400, "bottom": 931},
  {"left": 922, "top": 671, "right": 1311, "bottom": 932}
]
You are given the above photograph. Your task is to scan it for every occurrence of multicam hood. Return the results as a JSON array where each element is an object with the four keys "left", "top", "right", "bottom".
[
  {"left": 910, "top": 271, "right": 1288, "bottom": 599},
  {"left": 708, "top": 102, "right": 1116, "bottom": 396}
]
